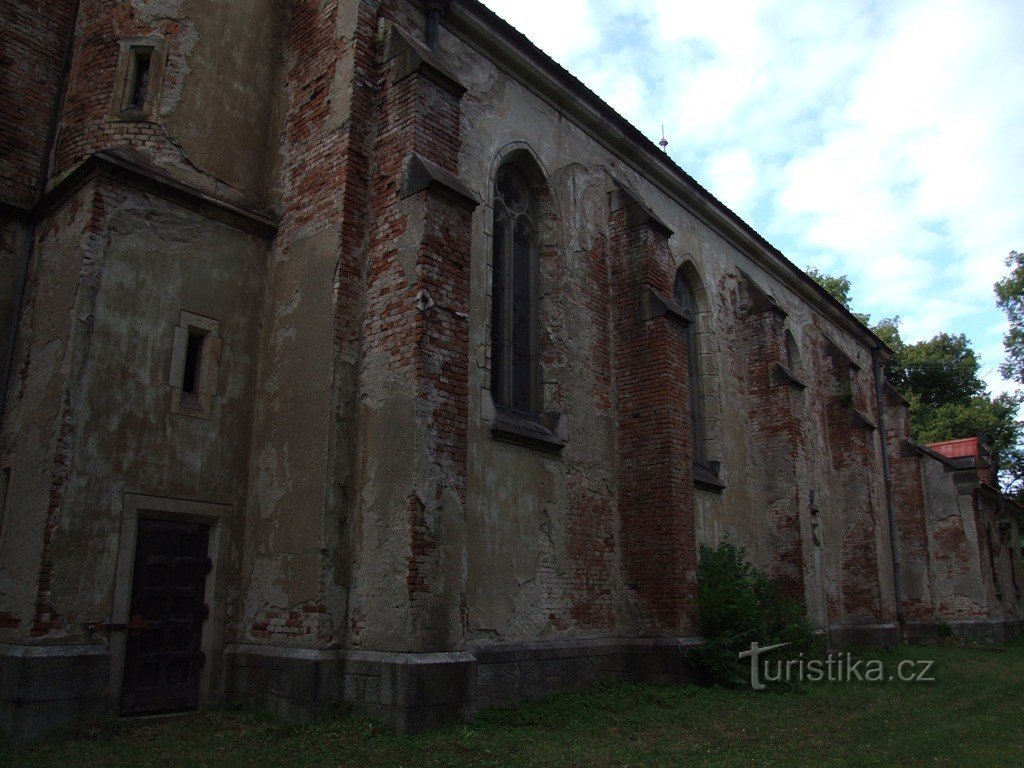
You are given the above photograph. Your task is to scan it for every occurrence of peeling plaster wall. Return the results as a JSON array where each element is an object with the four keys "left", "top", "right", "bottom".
[
  {"left": 4, "top": 0, "right": 905, "bottom": 663},
  {"left": 0, "top": 219, "right": 28, "bottom": 394},
  {"left": 0, "top": 183, "right": 97, "bottom": 637},
  {"left": 53, "top": 0, "right": 280, "bottom": 209},
  {"left": 242, "top": 228, "right": 340, "bottom": 640},
  {"left": 7, "top": 0, "right": 1023, "bottom": 740},
  {"left": 237, "top": 0, "right": 371, "bottom": 650},
  {"left": 972, "top": 495, "right": 1024, "bottom": 621},
  {"left": 921, "top": 458, "right": 986, "bottom": 619},
  {"left": 0, "top": 177, "right": 266, "bottom": 648},
  {"left": 436, "top": 8, "right": 896, "bottom": 643}
]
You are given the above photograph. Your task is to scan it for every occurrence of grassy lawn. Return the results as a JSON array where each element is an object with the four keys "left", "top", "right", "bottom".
[{"left": 3, "top": 639, "right": 1023, "bottom": 767}]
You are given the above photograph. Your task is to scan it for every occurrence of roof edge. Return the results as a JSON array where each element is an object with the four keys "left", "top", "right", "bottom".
[{"left": 432, "top": 0, "right": 890, "bottom": 355}]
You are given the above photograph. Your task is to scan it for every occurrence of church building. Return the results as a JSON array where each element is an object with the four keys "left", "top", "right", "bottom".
[{"left": 1, "top": 0, "right": 1021, "bottom": 741}]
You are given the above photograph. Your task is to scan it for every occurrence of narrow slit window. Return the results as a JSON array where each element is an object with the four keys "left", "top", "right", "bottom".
[
  {"left": 181, "top": 331, "right": 205, "bottom": 395},
  {"left": 127, "top": 48, "right": 153, "bottom": 109},
  {"left": 169, "top": 312, "right": 220, "bottom": 419}
]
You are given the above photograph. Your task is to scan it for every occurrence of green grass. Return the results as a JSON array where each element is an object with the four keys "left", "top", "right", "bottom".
[{"left": 4, "top": 640, "right": 1024, "bottom": 767}]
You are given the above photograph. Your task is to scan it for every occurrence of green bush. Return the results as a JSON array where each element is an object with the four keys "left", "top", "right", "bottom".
[{"left": 691, "top": 539, "right": 819, "bottom": 687}]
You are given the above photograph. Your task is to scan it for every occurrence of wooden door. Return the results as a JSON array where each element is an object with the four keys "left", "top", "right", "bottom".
[{"left": 121, "top": 518, "right": 210, "bottom": 716}]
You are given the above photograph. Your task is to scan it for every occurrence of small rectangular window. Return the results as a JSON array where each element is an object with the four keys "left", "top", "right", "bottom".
[
  {"left": 128, "top": 49, "right": 152, "bottom": 109},
  {"left": 111, "top": 38, "right": 164, "bottom": 121},
  {"left": 181, "top": 330, "right": 205, "bottom": 395},
  {"left": 169, "top": 311, "right": 221, "bottom": 420}
]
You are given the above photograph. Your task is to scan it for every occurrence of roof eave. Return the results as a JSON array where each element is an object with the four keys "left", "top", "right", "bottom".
[{"left": 434, "top": 0, "right": 890, "bottom": 355}]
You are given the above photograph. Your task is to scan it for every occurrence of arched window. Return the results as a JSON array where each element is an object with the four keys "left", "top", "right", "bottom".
[
  {"left": 785, "top": 329, "right": 802, "bottom": 375},
  {"left": 490, "top": 164, "right": 539, "bottom": 412},
  {"left": 674, "top": 268, "right": 704, "bottom": 465}
]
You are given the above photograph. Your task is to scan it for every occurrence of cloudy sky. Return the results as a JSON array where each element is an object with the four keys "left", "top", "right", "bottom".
[{"left": 480, "top": 0, "right": 1024, "bottom": 394}]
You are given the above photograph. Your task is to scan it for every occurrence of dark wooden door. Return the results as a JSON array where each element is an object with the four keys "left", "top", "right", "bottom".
[{"left": 122, "top": 518, "right": 210, "bottom": 716}]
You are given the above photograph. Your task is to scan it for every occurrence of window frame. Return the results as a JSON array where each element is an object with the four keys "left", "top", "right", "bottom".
[
  {"left": 674, "top": 269, "right": 706, "bottom": 467},
  {"left": 110, "top": 37, "right": 167, "bottom": 122},
  {"left": 169, "top": 311, "right": 221, "bottom": 420},
  {"left": 489, "top": 163, "right": 541, "bottom": 414}
]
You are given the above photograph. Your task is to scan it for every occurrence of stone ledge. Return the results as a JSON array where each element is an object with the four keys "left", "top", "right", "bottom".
[
  {"left": 640, "top": 286, "right": 693, "bottom": 326},
  {"left": 0, "top": 644, "right": 109, "bottom": 743},
  {"left": 824, "top": 337, "right": 862, "bottom": 373},
  {"left": 846, "top": 406, "right": 877, "bottom": 431},
  {"left": 943, "top": 618, "right": 1024, "bottom": 643},
  {"left": 225, "top": 645, "right": 476, "bottom": 735},
  {"left": 609, "top": 180, "right": 674, "bottom": 238},
  {"left": 739, "top": 270, "right": 787, "bottom": 318},
  {"left": 384, "top": 22, "right": 467, "bottom": 98},
  {"left": 827, "top": 622, "right": 900, "bottom": 648},
  {"left": 401, "top": 153, "right": 479, "bottom": 211},
  {"left": 489, "top": 406, "right": 566, "bottom": 452},
  {"left": 693, "top": 462, "right": 725, "bottom": 493},
  {"left": 771, "top": 363, "right": 807, "bottom": 390},
  {"left": 224, "top": 639, "right": 707, "bottom": 733}
]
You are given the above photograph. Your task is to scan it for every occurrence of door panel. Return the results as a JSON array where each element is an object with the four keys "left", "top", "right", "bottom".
[{"left": 122, "top": 518, "right": 210, "bottom": 716}]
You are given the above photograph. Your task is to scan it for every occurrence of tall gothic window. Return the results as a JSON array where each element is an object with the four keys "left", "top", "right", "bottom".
[
  {"left": 490, "top": 164, "right": 539, "bottom": 412},
  {"left": 674, "top": 269, "right": 705, "bottom": 465}
]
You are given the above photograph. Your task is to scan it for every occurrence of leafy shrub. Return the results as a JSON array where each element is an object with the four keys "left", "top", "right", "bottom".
[{"left": 691, "top": 539, "right": 819, "bottom": 687}]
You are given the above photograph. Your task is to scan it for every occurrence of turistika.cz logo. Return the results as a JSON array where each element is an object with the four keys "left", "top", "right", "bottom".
[{"left": 739, "top": 641, "right": 936, "bottom": 690}]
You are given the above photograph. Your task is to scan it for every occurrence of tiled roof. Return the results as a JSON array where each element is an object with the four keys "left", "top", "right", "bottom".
[{"left": 927, "top": 437, "right": 980, "bottom": 460}]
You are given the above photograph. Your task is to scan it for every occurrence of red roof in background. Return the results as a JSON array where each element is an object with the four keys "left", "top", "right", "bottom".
[{"left": 927, "top": 437, "right": 979, "bottom": 460}]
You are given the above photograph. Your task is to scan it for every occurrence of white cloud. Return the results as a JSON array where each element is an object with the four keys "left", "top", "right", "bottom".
[
  {"left": 704, "top": 148, "right": 760, "bottom": 218},
  {"left": 479, "top": 0, "right": 602, "bottom": 62},
  {"left": 479, "top": 0, "right": 1024, "bottom": 393}
]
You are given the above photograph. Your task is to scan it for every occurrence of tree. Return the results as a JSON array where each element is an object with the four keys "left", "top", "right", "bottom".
[
  {"left": 884, "top": 331, "right": 1022, "bottom": 496},
  {"left": 899, "top": 333, "right": 986, "bottom": 408},
  {"left": 995, "top": 250, "right": 1024, "bottom": 385},
  {"left": 873, "top": 316, "right": 906, "bottom": 390},
  {"left": 995, "top": 249, "right": 1024, "bottom": 499},
  {"left": 806, "top": 267, "right": 1023, "bottom": 495},
  {"left": 806, "top": 267, "right": 870, "bottom": 325}
]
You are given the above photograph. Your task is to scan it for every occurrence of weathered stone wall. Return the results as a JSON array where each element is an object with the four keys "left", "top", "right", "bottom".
[
  {"left": 0, "top": 172, "right": 266, "bottom": 650},
  {"left": 885, "top": 394, "right": 937, "bottom": 634},
  {"left": 0, "top": 0, "right": 76, "bottom": 208},
  {"left": 4, "top": 0, "right": 1022, "bottom": 740},
  {"left": 973, "top": 492, "right": 1024, "bottom": 622},
  {"left": 53, "top": 0, "right": 280, "bottom": 209},
  {"left": 921, "top": 459, "right": 986, "bottom": 620},
  {"left": 0, "top": 218, "right": 29, "bottom": 400},
  {"left": 426, "top": 0, "right": 898, "bottom": 645},
  {"left": 239, "top": 0, "right": 378, "bottom": 651},
  {"left": 346, "top": 14, "right": 474, "bottom": 654}
]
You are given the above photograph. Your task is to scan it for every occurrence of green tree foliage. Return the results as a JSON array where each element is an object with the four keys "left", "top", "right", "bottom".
[
  {"left": 806, "top": 267, "right": 870, "bottom": 325},
  {"left": 996, "top": 251, "right": 1024, "bottom": 386},
  {"left": 900, "top": 332, "right": 986, "bottom": 407},
  {"left": 873, "top": 316, "right": 906, "bottom": 388},
  {"left": 692, "top": 540, "right": 817, "bottom": 687},
  {"left": 806, "top": 267, "right": 854, "bottom": 308},
  {"left": 804, "top": 267, "right": 1023, "bottom": 497},
  {"left": 879, "top": 319, "right": 1022, "bottom": 494},
  {"left": 995, "top": 250, "right": 1024, "bottom": 499}
]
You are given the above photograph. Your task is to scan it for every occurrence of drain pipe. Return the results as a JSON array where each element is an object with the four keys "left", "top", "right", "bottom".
[
  {"left": 425, "top": 1, "right": 450, "bottom": 52},
  {"left": 873, "top": 346, "right": 904, "bottom": 644}
]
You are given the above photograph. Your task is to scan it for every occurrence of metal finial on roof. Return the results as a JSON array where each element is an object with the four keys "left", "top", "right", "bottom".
[{"left": 659, "top": 125, "right": 668, "bottom": 152}]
